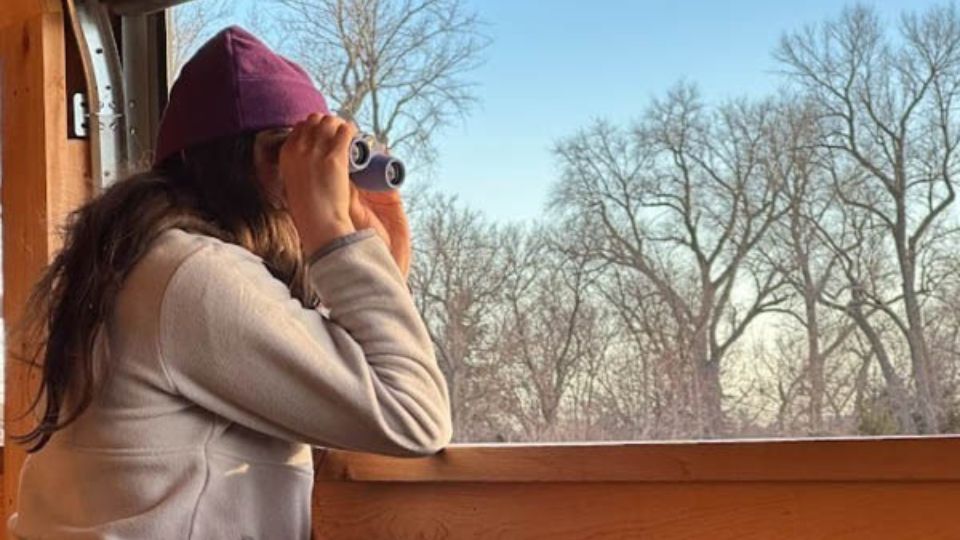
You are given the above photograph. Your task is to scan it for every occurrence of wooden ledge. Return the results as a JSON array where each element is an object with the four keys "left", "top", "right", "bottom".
[{"left": 314, "top": 436, "right": 960, "bottom": 483}]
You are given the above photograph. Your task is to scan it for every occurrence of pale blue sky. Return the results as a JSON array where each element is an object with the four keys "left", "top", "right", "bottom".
[{"left": 191, "top": 0, "right": 937, "bottom": 222}]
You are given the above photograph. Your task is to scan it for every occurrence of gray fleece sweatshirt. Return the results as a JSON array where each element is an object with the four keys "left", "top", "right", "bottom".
[{"left": 8, "top": 228, "right": 452, "bottom": 539}]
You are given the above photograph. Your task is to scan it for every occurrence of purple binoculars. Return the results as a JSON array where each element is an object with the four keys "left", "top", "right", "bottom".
[{"left": 348, "top": 137, "right": 405, "bottom": 192}]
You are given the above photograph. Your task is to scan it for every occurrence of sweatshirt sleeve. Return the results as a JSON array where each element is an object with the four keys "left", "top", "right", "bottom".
[{"left": 156, "top": 231, "right": 452, "bottom": 456}]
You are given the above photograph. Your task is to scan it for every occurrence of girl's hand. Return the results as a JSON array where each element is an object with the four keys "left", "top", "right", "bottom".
[
  {"left": 279, "top": 113, "right": 358, "bottom": 255},
  {"left": 349, "top": 188, "right": 412, "bottom": 277}
]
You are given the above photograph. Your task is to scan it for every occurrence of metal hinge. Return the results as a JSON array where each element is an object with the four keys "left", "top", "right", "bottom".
[{"left": 72, "top": 92, "right": 89, "bottom": 138}]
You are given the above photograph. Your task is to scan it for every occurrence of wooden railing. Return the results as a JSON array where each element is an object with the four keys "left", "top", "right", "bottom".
[
  {"left": 312, "top": 437, "right": 960, "bottom": 539},
  {"left": 1, "top": 437, "right": 957, "bottom": 538}
]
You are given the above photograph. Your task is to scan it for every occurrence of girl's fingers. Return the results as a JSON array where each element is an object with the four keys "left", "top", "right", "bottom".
[
  {"left": 331, "top": 122, "right": 358, "bottom": 158},
  {"left": 284, "top": 121, "right": 306, "bottom": 149},
  {"left": 311, "top": 114, "right": 342, "bottom": 144},
  {"left": 297, "top": 113, "right": 324, "bottom": 146},
  {"left": 283, "top": 113, "right": 327, "bottom": 154}
]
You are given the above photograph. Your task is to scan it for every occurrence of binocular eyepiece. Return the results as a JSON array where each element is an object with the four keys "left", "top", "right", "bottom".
[{"left": 348, "top": 137, "right": 405, "bottom": 192}]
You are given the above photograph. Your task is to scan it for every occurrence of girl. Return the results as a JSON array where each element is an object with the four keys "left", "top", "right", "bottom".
[{"left": 8, "top": 26, "right": 451, "bottom": 539}]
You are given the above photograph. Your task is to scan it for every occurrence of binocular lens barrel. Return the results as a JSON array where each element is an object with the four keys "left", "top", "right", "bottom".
[
  {"left": 350, "top": 153, "right": 406, "bottom": 192},
  {"left": 349, "top": 137, "right": 373, "bottom": 172},
  {"left": 277, "top": 132, "right": 403, "bottom": 191}
]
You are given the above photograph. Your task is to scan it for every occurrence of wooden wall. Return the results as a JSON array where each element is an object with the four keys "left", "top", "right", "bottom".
[
  {"left": 312, "top": 438, "right": 960, "bottom": 539},
  {"left": 1, "top": 0, "right": 92, "bottom": 535}
]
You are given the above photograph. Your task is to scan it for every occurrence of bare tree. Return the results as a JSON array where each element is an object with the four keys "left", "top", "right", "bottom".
[
  {"left": 808, "top": 182, "right": 918, "bottom": 433},
  {"left": 408, "top": 194, "right": 515, "bottom": 441},
  {"left": 776, "top": 4, "right": 960, "bottom": 432},
  {"left": 925, "top": 252, "right": 960, "bottom": 430},
  {"left": 563, "top": 309, "right": 614, "bottom": 440},
  {"left": 551, "top": 84, "right": 788, "bottom": 437},
  {"left": 494, "top": 226, "right": 608, "bottom": 440},
  {"left": 757, "top": 100, "right": 862, "bottom": 434},
  {"left": 167, "top": 0, "right": 231, "bottom": 78},
  {"left": 274, "top": 0, "right": 488, "bottom": 165},
  {"left": 595, "top": 264, "right": 694, "bottom": 438}
]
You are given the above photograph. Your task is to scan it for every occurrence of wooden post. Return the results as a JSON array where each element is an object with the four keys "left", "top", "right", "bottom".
[{"left": 1, "top": 0, "right": 91, "bottom": 533}]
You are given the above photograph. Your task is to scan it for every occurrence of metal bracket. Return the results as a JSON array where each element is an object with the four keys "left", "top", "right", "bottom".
[
  {"left": 66, "top": 0, "right": 128, "bottom": 191},
  {"left": 72, "top": 92, "right": 89, "bottom": 138}
]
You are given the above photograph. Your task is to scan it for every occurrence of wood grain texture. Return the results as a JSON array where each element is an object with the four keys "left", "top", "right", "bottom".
[
  {"left": 0, "top": 0, "right": 59, "bottom": 29},
  {"left": 313, "top": 481, "right": 960, "bottom": 540},
  {"left": 313, "top": 440, "right": 960, "bottom": 539},
  {"left": 315, "top": 437, "right": 960, "bottom": 483},
  {"left": 1, "top": 2, "right": 91, "bottom": 536}
]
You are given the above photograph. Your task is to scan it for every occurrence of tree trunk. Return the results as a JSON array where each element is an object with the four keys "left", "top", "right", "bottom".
[
  {"left": 896, "top": 223, "right": 940, "bottom": 433},
  {"left": 848, "top": 301, "right": 917, "bottom": 434},
  {"left": 901, "top": 277, "right": 939, "bottom": 432},
  {"left": 691, "top": 322, "right": 723, "bottom": 438},
  {"left": 804, "top": 293, "right": 825, "bottom": 434},
  {"left": 697, "top": 359, "right": 724, "bottom": 438}
]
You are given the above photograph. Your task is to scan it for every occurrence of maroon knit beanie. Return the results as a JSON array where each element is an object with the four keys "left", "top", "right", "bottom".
[{"left": 154, "top": 25, "right": 329, "bottom": 166}]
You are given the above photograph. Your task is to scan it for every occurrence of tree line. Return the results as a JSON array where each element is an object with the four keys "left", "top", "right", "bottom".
[
  {"left": 408, "top": 3, "right": 960, "bottom": 440},
  {"left": 174, "top": 1, "right": 960, "bottom": 440}
]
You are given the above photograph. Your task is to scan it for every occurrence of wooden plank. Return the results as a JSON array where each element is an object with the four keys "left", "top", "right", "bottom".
[
  {"left": 313, "top": 480, "right": 960, "bottom": 540},
  {"left": 313, "top": 440, "right": 960, "bottom": 538},
  {"left": 1, "top": 1, "right": 91, "bottom": 533},
  {"left": 314, "top": 437, "right": 960, "bottom": 483},
  {"left": 0, "top": 1, "right": 45, "bottom": 29}
]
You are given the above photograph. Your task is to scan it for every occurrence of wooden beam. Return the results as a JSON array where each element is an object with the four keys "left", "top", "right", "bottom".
[
  {"left": 0, "top": 1, "right": 51, "bottom": 29},
  {"left": 314, "top": 480, "right": 959, "bottom": 539},
  {"left": 315, "top": 437, "right": 960, "bottom": 483},
  {"left": 312, "top": 439, "right": 960, "bottom": 539},
  {"left": 1, "top": 0, "right": 92, "bottom": 532}
]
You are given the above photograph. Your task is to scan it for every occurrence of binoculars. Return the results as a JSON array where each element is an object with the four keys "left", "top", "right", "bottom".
[{"left": 347, "top": 136, "right": 405, "bottom": 192}]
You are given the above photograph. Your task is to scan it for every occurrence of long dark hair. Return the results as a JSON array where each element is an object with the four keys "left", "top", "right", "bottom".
[{"left": 14, "top": 132, "right": 313, "bottom": 452}]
